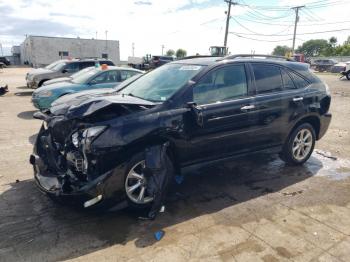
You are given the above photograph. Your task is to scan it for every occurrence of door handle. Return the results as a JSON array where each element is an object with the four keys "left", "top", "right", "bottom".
[
  {"left": 293, "top": 97, "right": 303, "bottom": 102},
  {"left": 241, "top": 105, "right": 255, "bottom": 111}
]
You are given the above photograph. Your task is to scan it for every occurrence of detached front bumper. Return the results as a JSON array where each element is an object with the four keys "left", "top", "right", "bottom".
[
  {"left": 318, "top": 113, "right": 332, "bottom": 140},
  {"left": 30, "top": 153, "right": 112, "bottom": 204}
]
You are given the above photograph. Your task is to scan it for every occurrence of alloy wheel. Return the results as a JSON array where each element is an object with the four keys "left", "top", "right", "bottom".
[
  {"left": 125, "top": 161, "right": 153, "bottom": 204},
  {"left": 292, "top": 128, "right": 313, "bottom": 161}
]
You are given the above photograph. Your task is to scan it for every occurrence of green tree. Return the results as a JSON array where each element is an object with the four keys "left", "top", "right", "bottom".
[
  {"left": 166, "top": 49, "right": 175, "bottom": 56},
  {"left": 176, "top": 48, "right": 187, "bottom": 58},
  {"left": 272, "top": 45, "right": 291, "bottom": 56},
  {"left": 296, "top": 39, "right": 329, "bottom": 57},
  {"left": 329, "top": 37, "right": 337, "bottom": 47}
]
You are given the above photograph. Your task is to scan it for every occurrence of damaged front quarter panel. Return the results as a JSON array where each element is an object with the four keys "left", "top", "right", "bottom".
[{"left": 31, "top": 94, "right": 164, "bottom": 205}]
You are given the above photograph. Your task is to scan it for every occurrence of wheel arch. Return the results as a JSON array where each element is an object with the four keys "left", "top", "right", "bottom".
[
  {"left": 38, "top": 79, "right": 49, "bottom": 87},
  {"left": 289, "top": 115, "right": 321, "bottom": 141}
]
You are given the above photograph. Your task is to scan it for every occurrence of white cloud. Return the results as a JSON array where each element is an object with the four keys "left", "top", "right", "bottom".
[{"left": 1, "top": 0, "right": 350, "bottom": 59}]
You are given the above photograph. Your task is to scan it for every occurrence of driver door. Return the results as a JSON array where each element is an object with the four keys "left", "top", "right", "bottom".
[{"left": 181, "top": 63, "right": 256, "bottom": 165}]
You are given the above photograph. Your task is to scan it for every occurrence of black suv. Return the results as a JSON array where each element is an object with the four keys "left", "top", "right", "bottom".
[
  {"left": 0, "top": 57, "right": 10, "bottom": 66},
  {"left": 30, "top": 54, "right": 331, "bottom": 209}
]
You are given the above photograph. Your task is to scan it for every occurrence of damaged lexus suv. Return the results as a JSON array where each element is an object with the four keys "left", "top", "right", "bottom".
[{"left": 30, "top": 54, "right": 331, "bottom": 209}]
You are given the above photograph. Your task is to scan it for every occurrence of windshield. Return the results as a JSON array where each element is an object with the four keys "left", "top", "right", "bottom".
[
  {"left": 114, "top": 73, "right": 143, "bottom": 91},
  {"left": 71, "top": 68, "right": 99, "bottom": 84},
  {"left": 120, "top": 63, "right": 204, "bottom": 102},
  {"left": 45, "top": 60, "right": 63, "bottom": 70},
  {"left": 51, "top": 62, "right": 67, "bottom": 71}
]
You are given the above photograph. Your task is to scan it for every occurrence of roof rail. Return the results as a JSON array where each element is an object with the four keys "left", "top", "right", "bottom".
[
  {"left": 179, "top": 55, "right": 218, "bottom": 60},
  {"left": 76, "top": 57, "right": 103, "bottom": 60},
  {"left": 218, "top": 54, "right": 295, "bottom": 62}
]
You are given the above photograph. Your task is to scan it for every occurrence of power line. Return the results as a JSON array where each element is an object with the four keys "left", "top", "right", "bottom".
[
  {"left": 230, "top": 28, "right": 350, "bottom": 36},
  {"left": 231, "top": 17, "right": 292, "bottom": 36}
]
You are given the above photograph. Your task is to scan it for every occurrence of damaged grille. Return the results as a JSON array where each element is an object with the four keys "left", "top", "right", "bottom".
[{"left": 66, "top": 151, "right": 85, "bottom": 173}]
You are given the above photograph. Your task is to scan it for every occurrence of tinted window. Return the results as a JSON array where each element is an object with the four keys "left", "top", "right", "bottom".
[
  {"left": 282, "top": 69, "right": 295, "bottom": 89},
  {"left": 120, "top": 70, "right": 139, "bottom": 81},
  {"left": 289, "top": 71, "right": 309, "bottom": 89},
  {"left": 252, "top": 64, "right": 283, "bottom": 94},
  {"left": 80, "top": 61, "right": 95, "bottom": 69},
  {"left": 100, "top": 60, "right": 114, "bottom": 66},
  {"left": 64, "top": 62, "right": 80, "bottom": 73},
  {"left": 193, "top": 64, "right": 247, "bottom": 105},
  {"left": 91, "top": 72, "right": 108, "bottom": 84},
  {"left": 59, "top": 51, "right": 69, "bottom": 57},
  {"left": 102, "top": 54, "right": 108, "bottom": 59},
  {"left": 106, "top": 71, "right": 119, "bottom": 83}
]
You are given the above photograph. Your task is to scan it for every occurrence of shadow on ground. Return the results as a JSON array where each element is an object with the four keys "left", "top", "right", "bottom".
[
  {"left": 15, "top": 91, "right": 33, "bottom": 96},
  {"left": 0, "top": 153, "right": 323, "bottom": 261},
  {"left": 17, "top": 110, "right": 37, "bottom": 120},
  {"left": 29, "top": 134, "right": 37, "bottom": 145}
]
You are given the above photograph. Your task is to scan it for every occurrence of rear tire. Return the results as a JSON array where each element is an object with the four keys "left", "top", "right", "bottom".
[
  {"left": 346, "top": 72, "right": 350, "bottom": 80},
  {"left": 279, "top": 123, "right": 316, "bottom": 165}
]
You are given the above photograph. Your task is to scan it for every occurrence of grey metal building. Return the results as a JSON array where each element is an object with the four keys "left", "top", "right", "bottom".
[{"left": 19, "top": 35, "right": 120, "bottom": 67}]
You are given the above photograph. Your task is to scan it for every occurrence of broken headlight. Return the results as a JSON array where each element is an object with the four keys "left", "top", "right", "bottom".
[
  {"left": 82, "top": 126, "right": 107, "bottom": 149},
  {"left": 71, "top": 126, "right": 106, "bottom": 149}
]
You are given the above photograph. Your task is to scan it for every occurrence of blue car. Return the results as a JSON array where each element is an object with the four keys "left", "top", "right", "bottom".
[{"left": 32, "top": 66, "right": 143, "bottom": 110}]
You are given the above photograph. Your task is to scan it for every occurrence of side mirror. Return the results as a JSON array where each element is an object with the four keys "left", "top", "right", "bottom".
[
  {"left": 62, "top": 69, "right": 68, "bottom": 73},
  {"left": 187, "top": 102, "right": 204, "bottom": 127}
]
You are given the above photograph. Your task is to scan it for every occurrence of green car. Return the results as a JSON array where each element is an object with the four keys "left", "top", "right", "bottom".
[{"left": 31, "top": 66, "right": 143, "bottom": 110}]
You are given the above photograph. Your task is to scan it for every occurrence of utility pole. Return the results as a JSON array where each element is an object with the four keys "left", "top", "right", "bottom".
[
  {"left": 161, "top": 45, "right": 164, "bottom": 55},
  {"left": 95, "top": 31, "right": 98, "bottom": 40},
  {"left": 105, "top": 30, "right": 108, "bottom": 52},
  {"left": 291, "top": 5, "right": 305, "bottom": 53},
  {"left": 224, "top": 0, "right": 238, "bottom": 50},
  {"left": 132, "top": 42, "right": 135, "bottom": 57}
]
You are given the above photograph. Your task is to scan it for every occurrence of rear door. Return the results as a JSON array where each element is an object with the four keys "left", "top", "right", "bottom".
[
  {"left": 181, "top": 63, "right": 257, "bottom": 164},
  {"left": 248, "top": 63, "right": 307, "bottom": 149}
]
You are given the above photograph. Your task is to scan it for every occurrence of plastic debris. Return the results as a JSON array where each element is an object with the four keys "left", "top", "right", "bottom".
[
  {"left": 159, "top": 205, "right": 165, "bottom": 213},
  {"left": 154, "top": 230, "right": 165, "bottom": 241},
  {"left": 174, "top": 175, "right": 184, "bottom": 185}
]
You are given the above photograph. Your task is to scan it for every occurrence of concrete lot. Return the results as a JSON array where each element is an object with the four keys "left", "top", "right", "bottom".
[{"left": 0, "top": 68, "right": 350, "bottom": 262}]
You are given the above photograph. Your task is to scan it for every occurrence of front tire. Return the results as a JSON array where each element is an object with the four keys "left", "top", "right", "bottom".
[
  {"left": 346, "top": 72, "right": 350, "bottom": 80},
  {"left": 280, "top": 123, "right": 316, "bottom": 165}
]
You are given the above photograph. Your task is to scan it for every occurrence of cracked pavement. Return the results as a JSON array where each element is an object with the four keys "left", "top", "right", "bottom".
[{"left": 0, "top": 68, "right": 350, "bottom": 261}]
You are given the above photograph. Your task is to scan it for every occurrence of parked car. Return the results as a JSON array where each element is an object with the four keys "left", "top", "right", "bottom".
[
  {"left": 330, "top": 62, "right": 347, "bottom": 73},
  {"left": 31, "top": 66, "right": 143, "bottom": 110},
  {"left": 313, "top": 59, "right": 338, "bottom": 72},
  {"left": 51, "top": 73, "right": 144, "bottom": 108},
  {"left": 340, "top": 61, "right": 350, "bottom": 80},
  {"left": 26, "top": 58, "right": 115, "bottom": 89},
  {"left": 150, "top": 55, "right": 175, "bottom": 69},
  {"left": 0, "top": 57, "right": 10, "bottom": 66},
  {"left": 42, "top": 66, "right": 96, "bottom": 86},
  {"left": 30, "top": 55, "right": 331, "bottom": 209}
]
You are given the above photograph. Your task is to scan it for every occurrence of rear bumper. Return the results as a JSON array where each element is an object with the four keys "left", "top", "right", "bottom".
[{"left": 318, "top": 113, "right": 332, "bottom": 140}]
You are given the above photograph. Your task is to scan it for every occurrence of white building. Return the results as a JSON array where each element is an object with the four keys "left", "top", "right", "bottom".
[{"left": 19, "top": 35, "right": 120, "bottom": 67}]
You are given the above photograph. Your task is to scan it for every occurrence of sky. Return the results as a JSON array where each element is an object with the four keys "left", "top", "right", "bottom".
[{"left": 1, "top": 0, "right": 350, "bottom": 60}]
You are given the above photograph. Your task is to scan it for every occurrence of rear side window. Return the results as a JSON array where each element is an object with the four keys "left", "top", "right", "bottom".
[
  {"left": 252, "top": 64, "right": 283, "bottom": 94},
  {"left": 80, "top": 61, "right": 95, "bottom": 69},
  {"left": 289, "top": 71, "right": 309, "bottom": 89},
  {"left": 281, "top": 69, "right": 295, "bottom": 89}
]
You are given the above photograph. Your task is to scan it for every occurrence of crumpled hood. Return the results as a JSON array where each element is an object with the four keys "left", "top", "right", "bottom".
[
  {"left": 49, "top": 94, "right": 155, "bottom": 119},
  {"left": 51, "top": 88, "right": 116, "bottom": 108}
]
